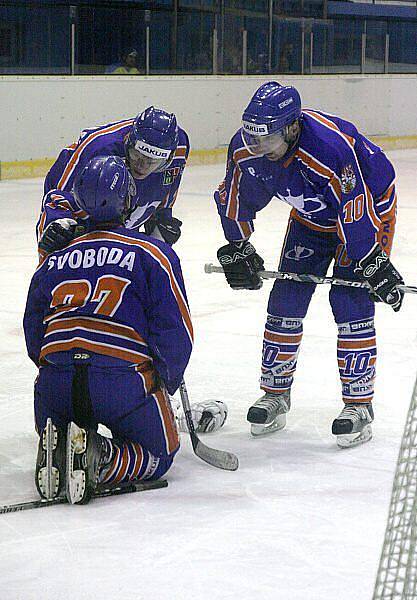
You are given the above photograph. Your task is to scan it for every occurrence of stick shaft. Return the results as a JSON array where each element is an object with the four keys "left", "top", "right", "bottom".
[{"left": 204, "top": 263, "right": 417, "bottom": 295}]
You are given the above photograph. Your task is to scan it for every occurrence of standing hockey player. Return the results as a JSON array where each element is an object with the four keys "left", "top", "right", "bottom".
[
  {"left": 215, "top": 81, "right": 404, "bottom": 448},
  {"left": 24, "top": 156, "right": 195, "bottom": 504},
  {"left": 37, "top": 106, "right": 189, "bottom": 255}
]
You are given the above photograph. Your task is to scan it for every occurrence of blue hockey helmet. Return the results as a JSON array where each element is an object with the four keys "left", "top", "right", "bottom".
[
  {"left": 241, "top": 82, "right": 301, "bottom": 158},
  {"left": 73, "top": 155, "right": 136, "bottom": 224},
  {"left": 125, "top": 106, "right": 179, "bottom": 179}
]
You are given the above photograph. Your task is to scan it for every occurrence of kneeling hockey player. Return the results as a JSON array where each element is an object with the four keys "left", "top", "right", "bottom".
[
  {"left": 215, "top": 81, "right": 404, "bottom": 448},
  {"left": 24, "top": 156, "right": 224, "bottom": 504}
]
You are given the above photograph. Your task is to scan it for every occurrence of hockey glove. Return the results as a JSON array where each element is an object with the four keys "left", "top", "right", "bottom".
[
  {"left": 144, "top": 212, "right": 182, "bottom": 246},
  {"left": 39, "top": 218, "right": 87, "bottom": 254},
  {"left": 217, "top": 240, "right": 264, "bottom": 290},
  {"left": 357, "top": 244, "right": 404, "bottom": 312},
  {"left": 176, "top": 400, "right": 228, "bottom": 434}
]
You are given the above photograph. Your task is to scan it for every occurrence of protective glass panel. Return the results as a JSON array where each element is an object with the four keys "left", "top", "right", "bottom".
[
  {"left": 177, "top": 10, "right": 214, "bottom": 73},
  {"left": 0, "top": 5, "right": 69, "bottom": 74},
  {"left": 76, "top": 6, "right": 146, "bottom": 75}
]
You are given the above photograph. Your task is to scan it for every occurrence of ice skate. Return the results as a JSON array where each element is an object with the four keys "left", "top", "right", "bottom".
[
  {"left": 176, "top": 400, "right": 228, "bottom": 433},
  {"left": 247, "top": 391, "right": 291, "bottom": 437},
  {"left": 332, "top": 403, "right": 374, "bottom": 448},
  {"left": 66, "top": 422, "right": 111, "bottom": 504},
  {"left": 35, "top": 418, "right": 67, "bottom": 500}
]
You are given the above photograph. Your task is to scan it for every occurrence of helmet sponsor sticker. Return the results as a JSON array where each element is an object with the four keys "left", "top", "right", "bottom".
[
  {"left": 278, "top": 98, "right": 294, "bottom": 109},
  {"left": 134, "top": 140, "right": 171, "bottom": 160},
  {"left": 242, "top": 121, "right": 269, "bottom": 136}
]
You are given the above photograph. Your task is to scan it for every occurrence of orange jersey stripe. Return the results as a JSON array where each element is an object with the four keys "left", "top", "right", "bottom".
[
  {"left": 57, "top": 120, "right": 134, "bottom": 190},
  {"left": 291, "top": 209, "right": 338, "bottom": 233},
  {"left": 239, "top": 221, "right": 252, "bottom": 238},
  {"left": 227, "top": 162, "right": 242, "bottom": 220},
  {"left": 40, "top": 338, "right": 149, "bottom": 364},
  {"left": 296, "top": 148, "right": 342, "bottom": 202},
  {"left": 304, "top": 110, "right": 355, "bottom": 148},
  {"left": 65, "top": 231, "right": 193, "bottom": 343},
  {"left": 174, "top": 146, "right": 187, "bottom": 159},
  {"left": 233, "top": 147, "right": 252, "bottom": 164},
  {"left": 45, "top": 316, "right": 146, "bottom": 344}
]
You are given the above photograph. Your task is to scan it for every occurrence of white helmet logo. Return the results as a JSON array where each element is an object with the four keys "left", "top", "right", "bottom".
[{"left": 110, "top": 172, "right": 120, "bottom": 190}]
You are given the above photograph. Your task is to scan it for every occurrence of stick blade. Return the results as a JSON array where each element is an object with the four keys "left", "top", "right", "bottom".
[{"left": 194, "top": 438, "right": 239, "bottom": 471}]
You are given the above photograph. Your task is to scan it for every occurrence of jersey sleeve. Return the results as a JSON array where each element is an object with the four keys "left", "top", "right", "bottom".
[
  {"left": 142, "top": 242, "right": 193, "bottom": 394},
  {"left": 158, "top": 129, "right": 190, "bottom": 213},
  {"left": 333, "top": 145, "right": 381, "bottom": 261},
  {"left": 36, "top": 190, "right": 89, "bottom": 243},
  {"left": 46, "top": 120, "right": 132, "bottom": 192},
  {"left": 214, "top": 140, "right": 271, "bottom": 242},
  {"left": 23, "top": 270, "right": 48, "bottom": 366}
]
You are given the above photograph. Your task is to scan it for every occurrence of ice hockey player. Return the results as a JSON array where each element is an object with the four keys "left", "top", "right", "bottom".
[
  {"left": 24, "top": 156, "right": 225, "bottom": 504},
  {"left": 214, "top": 81, "right": 404, "bottom": 448},
  {"left": 37, "top": 106, "right": 189, "bottom": 255}
]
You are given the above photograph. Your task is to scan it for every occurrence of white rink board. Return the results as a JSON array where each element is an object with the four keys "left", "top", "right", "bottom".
[
  {"left": 1, "top": 74, "right": 417, "bottom": 161},
  {"left": 0, "top": 150, "right": 417, "bottom": 600}
]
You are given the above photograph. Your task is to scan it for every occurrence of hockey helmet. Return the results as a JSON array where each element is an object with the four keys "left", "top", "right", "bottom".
[
  {"left": 241, "top": 82, "right": 301, "bottom": 158},
  {"left": 125, "top": 106, "right": 179, "bottom": 179},
  {"left": 73, "top": 156, "right": 136, "bottom": 224}
]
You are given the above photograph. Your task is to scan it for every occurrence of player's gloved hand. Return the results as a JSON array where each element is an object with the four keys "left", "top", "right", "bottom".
[
  {"left": 217, "top": 240, "right": 264, "bottom": 290},
  {"left": 357, "top": 244, "right": 404, "bottom": 312},
  {"left": 38, "top": 218, "right": 87, "bottom": 254},
  {"left": 177, "top": 400, "right": 228, "bottom": 433},
  {"left": 144, "top": 212, "right": 182, "bottom": 246}
]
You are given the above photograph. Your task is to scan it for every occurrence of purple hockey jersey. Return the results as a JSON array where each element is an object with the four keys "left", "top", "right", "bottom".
[
  {"left": 215, "top": 110, "right": 397, "bottom": 260},
  {"left": 39, "top": 118, "right": 190, "bottom": 239},
  {"left": 24, "top": 227, "right": 193, "bottom": 395}
]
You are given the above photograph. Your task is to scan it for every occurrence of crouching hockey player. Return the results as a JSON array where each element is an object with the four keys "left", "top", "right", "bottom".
[
  {"left": 215, "top": 81, "right": 404, "bottom": 448},
  {"left": 37, "top": 106, "right": 189, "bottom": 257},
  {"left": 24, "top": 156, "right": 224, "bottom": 504}
]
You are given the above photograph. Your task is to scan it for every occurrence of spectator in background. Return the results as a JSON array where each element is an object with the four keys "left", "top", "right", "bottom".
[{"left": 106, "top": 48, "right": 140, "bottom": 75}]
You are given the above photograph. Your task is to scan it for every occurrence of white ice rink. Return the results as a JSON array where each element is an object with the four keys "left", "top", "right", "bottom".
[{"left": 0, "top": 150, "right": 416, "bottom": 600}]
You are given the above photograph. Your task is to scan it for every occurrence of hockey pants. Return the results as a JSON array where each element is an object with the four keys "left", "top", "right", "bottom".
[{"left": 34, "top": 356, "right": 179, "bottom": 483}]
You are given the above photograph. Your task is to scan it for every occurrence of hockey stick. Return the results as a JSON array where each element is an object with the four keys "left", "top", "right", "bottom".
[
  {"left": 204, "top": 263, "right": 417, "bottom": 295},
  {"left": 179, "top": 380, "right": 239, "bottom": 471},
  {"left": 0, "top": 479, "right": 168, "bottom": 514}
]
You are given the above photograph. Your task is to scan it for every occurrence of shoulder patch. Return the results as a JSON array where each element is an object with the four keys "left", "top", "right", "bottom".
[
  {"left": 163, "top": 167, "right": 181, "bottom": 186},
  {"left": 341, "top": 164, "right": 356, "bottom": 194}
]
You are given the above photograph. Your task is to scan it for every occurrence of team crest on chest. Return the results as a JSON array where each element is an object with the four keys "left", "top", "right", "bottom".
[
  {"left": 163, "top": 167, "right": 181, "bottom": 185},
  {"left": 341, "top": 164, "right": 356, "bottom": 193}
]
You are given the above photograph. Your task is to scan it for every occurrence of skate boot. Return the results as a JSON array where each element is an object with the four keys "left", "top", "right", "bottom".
[
  {"left": 176, "top": 400, "right": 228, "bottom": 433},
  {"left": 247, "top": 391, "right": 291, "bottom": 437},
  {"left": 332, "top": 403, "right": 374, "bottom": 448},
  {"left": 35, "top": 418, "right": 66, "bottom": 500},
  {"left": 66, "top": 422, "right": 112, "bottom": 504}
]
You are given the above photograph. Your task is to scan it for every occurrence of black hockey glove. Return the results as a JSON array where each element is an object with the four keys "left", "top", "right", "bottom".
[
  {"left": 357, "top": 244, "right": 404, "bottom": 312},
  {"left": 144, "top": 212, "right": 182, "bottom": 246},
  {"left": 39, "top": 218, "right": 87, "bottom": 254},
  {"left": 217, "top": 240, "right": 264, "bottom": 290}
]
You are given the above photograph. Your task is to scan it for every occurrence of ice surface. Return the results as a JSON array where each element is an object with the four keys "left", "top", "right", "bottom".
[{"left": 0, "top": 150, "right": 416, "bottom": 600}]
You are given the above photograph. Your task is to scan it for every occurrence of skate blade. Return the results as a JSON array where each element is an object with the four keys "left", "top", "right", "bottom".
[
  {"left": 66, "top": 422, "right": 88, "bottom": 505},
  {"left": 38, "top": 418, "right": 60, "bottom": 500},
  {"left": 250, "top": 414, "right": 286, "bottom": 437},
  {"left": 336, "top": 424, "right": 372, "bottom": 449}
]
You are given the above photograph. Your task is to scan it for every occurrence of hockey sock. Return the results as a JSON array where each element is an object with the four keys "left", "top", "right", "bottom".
[
  {"left": 99, "top": 440, "right": 161, "bottom": 485},
  {"left": 260, "top": 315, "right": 303, "bottom": 393},
  {"left": 337, "top": 319, "right": 377, "bottom": 403}
]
